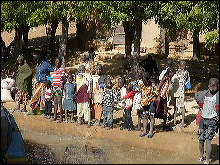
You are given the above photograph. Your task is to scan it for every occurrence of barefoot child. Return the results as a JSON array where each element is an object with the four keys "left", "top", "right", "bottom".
[
  {"left": 155, "top": 67, "right": 175, "bottom": 131},
  {"left": 117, "top": 77, "right": 127, "bottom": 130},
  {"left": 51, "top": 57, "right": 66, "bottom": 123},
  {"left": 195, "top": 78, "right": 219, "bottom": 164},
  {"left": 139, "top": 72, "right": 159, "bottom": 138},
  {"left": 91, "top": 64, "right": 106, "bottom": 126},
  {"left": 63, "top": 74, "right": 77, "bottom": 123},
  {"left": 132, "top": 67, "right": 145, "bottom": 131},
  {"left": 75, "top": 65, "right": 92, "bottom": 127},
  {"left": 172, "top": 60, "right": 190, "bottom": 127},
  {"left": 122, "top": 84, "right": 136, "bottom": 131},
  {"left": 102, "top": 78, "right": 118, "bottom": 130}
]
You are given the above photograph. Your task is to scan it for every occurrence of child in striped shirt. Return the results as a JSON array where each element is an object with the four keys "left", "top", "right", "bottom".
[
  {"left": 155, "top": 67, "right": 175, "bottom": 130},
  {"left": 51, "top": 57, "right": 66, "bottom": 123}
]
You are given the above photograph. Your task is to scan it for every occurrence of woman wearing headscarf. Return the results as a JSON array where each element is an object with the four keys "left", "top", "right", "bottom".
[
  {"left": 29, "top": 54, "right": 55, "bottom": 113},
  {"left": 13, "top": 55, "right": 33, "bottom": 112}
]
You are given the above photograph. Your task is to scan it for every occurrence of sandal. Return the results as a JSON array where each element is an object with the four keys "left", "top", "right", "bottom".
[
  {"left": 139, "top": 133, "right": 147, "bottom": 137},
  {"left": 147, "top": 133, "right": 154, "bottom": 138},
  {"left": 198, "top": 157, "right": 205, "bottom": 162}
]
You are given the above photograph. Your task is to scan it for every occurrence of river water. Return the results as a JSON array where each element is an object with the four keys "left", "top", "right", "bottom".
[{"left": 20, "top": 128, "right": 215, "bottom": 164}]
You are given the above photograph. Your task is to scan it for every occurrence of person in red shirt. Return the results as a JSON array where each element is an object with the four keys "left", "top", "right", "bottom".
[{"left": 122, "top": 84, "right": 136, "bottom": 131}]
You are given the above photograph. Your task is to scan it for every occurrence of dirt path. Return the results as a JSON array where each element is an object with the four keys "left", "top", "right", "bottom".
[{"left": 3, "top": 101, "right": 219, "bottom": 164}]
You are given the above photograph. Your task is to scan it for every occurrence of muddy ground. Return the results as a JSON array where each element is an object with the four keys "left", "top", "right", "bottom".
[{"left": 2, "top": 100, "right": 219, "bottom": 164}]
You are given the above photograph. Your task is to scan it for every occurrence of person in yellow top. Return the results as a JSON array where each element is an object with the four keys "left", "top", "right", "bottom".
[{"left": 139, "top": 72, "right": 159, "bottom": 138}]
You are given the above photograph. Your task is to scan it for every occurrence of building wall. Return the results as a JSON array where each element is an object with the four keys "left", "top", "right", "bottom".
[{"left": 140, "top": 19, "right": 160, "bottom": 49}]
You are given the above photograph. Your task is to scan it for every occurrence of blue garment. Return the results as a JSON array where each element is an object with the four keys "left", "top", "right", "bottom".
[
  {"left": 36, "top": 61, "right": 55, "bottom": 83},
  {"left": 63, "top": 83, "right": 76, "bottom": 111},
  {"left": 103, "top": 106, "right": 113, "bottom": 128}
]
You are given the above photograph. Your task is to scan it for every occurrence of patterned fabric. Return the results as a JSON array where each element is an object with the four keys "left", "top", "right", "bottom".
[
  {"left": 44, "top": 87, "right": 53, "bottom": 100},
  {"left": 139, "top": 82, "right": 158, "bottom": 106},
  {"left": 54, "top": 88, "right": 62, "bottom": 97},
  {"left": 15, "top": 89, "right": 29, "bottom": 105},
  {"left": 198, "top": 118, "right": 218, "bottom": 141},
  {"left": 195, "top": 90, "right": 219, "bottom": 115},
  {"left": 132, "top": 79, "right": 143, "bottom": 114},
  {"left": 30, "top": 83, "right": 45, "bottom": 110},
  {"left": 171, "top": 69, "right": 190, "bottom": 107},
  {"left": 52, "top": 67, "right": 65, "bottom": 88},
  {"left": 76, "top": 73, "right": 92, "bottom": 92},
  {"left": 202, "top": 95, "right": 218, "bottom": 119},
  {"left": 160, "top": 76, "right": 169, "bottom": 99},
  {"left": 91, "top": 74, "right": 103, "bottom": 104},
  {"left": 102, "top": 89, "right": 118, "bottom": 107},
  {"left": 36, "top": 60, "right": 55, "bottom": 83}
]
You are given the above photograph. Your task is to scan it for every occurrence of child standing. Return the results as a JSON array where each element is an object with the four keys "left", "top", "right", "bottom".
[
  {"left": 102, "top": 78, "right": 118, "bottom": 130},
  {"left": 155, "top": 67, "right": 175, "bottom": 130},
  {"left": 172, "top": 60, "right": 190, "bottom": 127},
  {"left": 91, "top": 64, "right": 106, "bottom": 126},
  {"left": 117, "top": 77, "right": 127, "bottom": 129},
  {"left": 51, "top": 57, "right": 66, "bottom": 123},
  {"left": 75, "top": 65, "right": 92, "bottom": 128},
  {"left": 139, "top": 72, "right": 159, "bottom": 138},
  {"left": 122, "top": 84, "right": 136, "bottom": 131},
  {"left": 63, "top": 74, "right": 77, "bottom": 123},
  {"left": 132, "top": 67, "right": 145, "bottom": 131},
  {"left": 195, "top": 78, "right": 219, "bottom": 164},
  {"left": 44, "top": 80, "right": 53, "bottom": 119}
]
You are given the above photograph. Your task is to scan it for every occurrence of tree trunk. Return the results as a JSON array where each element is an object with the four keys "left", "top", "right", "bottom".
[
  {"left": 132, "top": 19, "right": 142, "bottom": 80},
  {"left": 160, "top": 27, "right": 166, "bottom": 56},
  {"left": 13, "top": 26, "right": 22, "bottom": 59},
  {"left": 58, "top": 17, "right": 69, "bottom": 69},
  {"left": 123, "top": 21, "right": 135, "bottom": 64},
  {"left": 192, "top": 30, "right": 200, "bottom": 60},
  {"left": 160, "top": 27, "right": 169, "bottom": 58},
  {"left": 165, "top": 33, "right": 169, "bottom": 57},
  {"left": 76, "top": 18, "right": 88, "bottom": 50},
  {"left": 22, "top": 25, "right": 30, "bottom": 49},
  {"left": 50, "top": 20, "right": 59, "bottom": 58}
]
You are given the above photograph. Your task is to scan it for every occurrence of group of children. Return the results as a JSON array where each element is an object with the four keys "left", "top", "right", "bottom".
[
  {"left": 14, "top": 52, "right": 218, "bottom": 164},
  {"left": 39, "top": 55, "right": 193, "bottom": 135}
]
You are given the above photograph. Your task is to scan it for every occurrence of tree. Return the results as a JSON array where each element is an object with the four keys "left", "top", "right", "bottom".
[
  {"left": 1, "top": 1, "right": 34, "bottom": 58},
  {"left": 157, "top": 1, "right": 219, "bottom": 60},
  {"left": 94, "top": 1, "right": 156, "bottom": 79},
  {"left": 27, "top": 1, "right": 62, "bottom": 58}
]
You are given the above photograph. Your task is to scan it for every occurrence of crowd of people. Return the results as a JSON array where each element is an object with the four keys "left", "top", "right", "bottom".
[{"left": 10, "top": 49, "right": 219, "bottom": 164}]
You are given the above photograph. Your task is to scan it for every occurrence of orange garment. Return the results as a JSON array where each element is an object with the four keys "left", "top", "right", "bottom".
[
  {"left": 92, "top": 103, "right": 103, "bottom": 120},
  {"left": 160, "top": 76, "right": 169, "bottom": 99}
]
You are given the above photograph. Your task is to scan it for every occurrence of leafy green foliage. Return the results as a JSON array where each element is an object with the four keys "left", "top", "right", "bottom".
[{"left": 204, "top": 29, "right": 219, "bottom": 50}]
